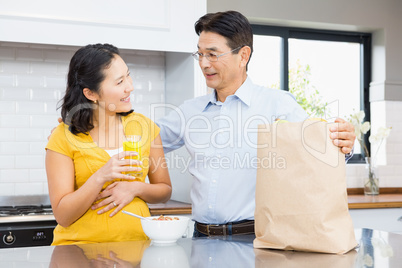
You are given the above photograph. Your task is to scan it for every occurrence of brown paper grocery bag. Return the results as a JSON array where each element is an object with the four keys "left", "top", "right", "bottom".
[{"left": 253, "top": 120, "right": 357, "bottom": 254}]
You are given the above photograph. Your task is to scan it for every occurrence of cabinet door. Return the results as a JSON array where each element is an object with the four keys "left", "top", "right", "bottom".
[
  {"left": 349, "top": 208, "right": 402, "bottom": 234},
  {"left": 0, "top": 0, "right": 206, "bottom": 52}
]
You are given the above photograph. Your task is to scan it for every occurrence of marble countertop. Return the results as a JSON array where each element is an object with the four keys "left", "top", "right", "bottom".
[{"left": 1, "top": 228, "right": 401, "bottom": 267}]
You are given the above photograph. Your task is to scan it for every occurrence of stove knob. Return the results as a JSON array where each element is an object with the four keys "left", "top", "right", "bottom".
[{"left": 4, "top": 232, "right": 15, "bottom": 245}]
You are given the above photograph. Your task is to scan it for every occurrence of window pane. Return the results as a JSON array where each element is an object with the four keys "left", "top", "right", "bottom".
[
  {"left": 248, "top": 35, "right": 281, "bottom": 88},
  {"left": 288, "top": 38, "right": 361, "bottom": 153}
]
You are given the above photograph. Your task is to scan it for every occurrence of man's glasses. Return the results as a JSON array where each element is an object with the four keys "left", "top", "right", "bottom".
[{"left": 192, "top": 46, "right": 243, "bottom": 62}]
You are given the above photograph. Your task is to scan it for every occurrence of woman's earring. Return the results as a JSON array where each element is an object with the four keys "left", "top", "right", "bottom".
[{"left": 94, "top": 100, "right": 98, "bottom": 104}]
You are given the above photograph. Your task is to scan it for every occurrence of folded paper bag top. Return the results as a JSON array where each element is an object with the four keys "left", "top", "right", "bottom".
[{"left": 253, "top": 120, "right": 358, "bottom": 254}]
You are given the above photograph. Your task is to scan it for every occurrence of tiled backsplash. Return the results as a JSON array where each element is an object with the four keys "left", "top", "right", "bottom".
[{"left": 0, "top": 42, "right": 166, "bottom": 196}]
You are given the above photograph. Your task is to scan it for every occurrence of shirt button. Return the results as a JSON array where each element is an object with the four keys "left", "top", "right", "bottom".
[
  {"left": 212, "top": 180, "right": 217, "bottom": 183},
  {"left": 208, "top": 205, "right": 212, "bottom": 209}
]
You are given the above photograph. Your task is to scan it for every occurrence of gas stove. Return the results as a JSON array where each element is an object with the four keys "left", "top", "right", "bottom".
[{"left": 0, "top": 195, "right": 57, "bottom": 248}]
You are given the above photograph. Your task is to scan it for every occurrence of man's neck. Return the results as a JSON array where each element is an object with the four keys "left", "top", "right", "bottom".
[{"left": 215, "top": 74, "right": 247, "bottom": 103}]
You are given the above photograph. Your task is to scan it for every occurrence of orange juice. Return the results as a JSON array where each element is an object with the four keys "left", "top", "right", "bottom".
[{"left": 123, "top": 135, "right": 143, "bottom": 178}]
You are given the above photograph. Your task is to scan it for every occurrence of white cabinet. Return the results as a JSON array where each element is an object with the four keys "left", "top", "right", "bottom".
[
  {"left": 0, "top": 0, "right": 206, "bottom": 53},
  {"left": 349, "top": 208, "right": 402, "bottom": 234}
]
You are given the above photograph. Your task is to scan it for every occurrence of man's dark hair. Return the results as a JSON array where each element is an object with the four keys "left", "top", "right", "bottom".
[{"left": 194, "top": 10, "right": 253, "bottom": 68}]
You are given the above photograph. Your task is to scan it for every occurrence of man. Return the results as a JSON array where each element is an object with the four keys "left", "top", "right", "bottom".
[{"left": 156, "top": 11, "right": 355, "bottom": 237}]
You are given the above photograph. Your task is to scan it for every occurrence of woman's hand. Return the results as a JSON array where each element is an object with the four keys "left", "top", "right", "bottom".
[
  {"left": 91, "top": 181, "right": 141, "bottom": 217},
  {"left": 93, "top": 151, "right": 142, "bottom": 185}
]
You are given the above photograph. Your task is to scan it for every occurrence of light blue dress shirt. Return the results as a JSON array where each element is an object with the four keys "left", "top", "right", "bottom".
[{"left": 156, "top": 77, "right": 309, "bottom": 224}]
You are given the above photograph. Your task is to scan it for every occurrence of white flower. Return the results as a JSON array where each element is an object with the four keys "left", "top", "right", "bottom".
[
  {"left": 350, "top": 110, "right": 365, "bottom": 124},
  {"left": 361, "top": 122, "right": 371, "bottom": 134},
  {"left": 347, "top": 110, "right": 392, "bottom": 159},
  {"left": 369, "top": 127, "right": 392, "bottom": 144},
  {"left": 348, "top": 110, "right": 371, "bottom": 140}
]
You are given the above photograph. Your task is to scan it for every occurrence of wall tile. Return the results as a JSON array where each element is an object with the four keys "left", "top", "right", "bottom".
[
  {"left": 0, "top": 61, "right": 30, "bottom": 74},
  {"left": 15, "top": 182, "right": 44, "bottom": 195},
  {"left": 0, "top": 142, "right": 30, "bottom": 155},
  {"left": 42, "top": 184, "right": 49, "bottom": 195},
  {"left": 0, "top": 169, "right": 29, "bottom": 183},
  {"left": 30, "top": 62, "right": 58, "bottom": 75},
  {"left": 0, "top": 155, "right": 15, "bottom": 169},
  {"left": 30, "top": 115, "right": 60, "bottom": 128},
  {"left": 15, "top": 128, "right": 45, "bottom": 141},
  {"left": 16, "top": 101, "right": 46, "bottom": 114},
  {"left": 16, "top": 74, "right": 45, "bottom": 88},
  {"left": 45, "top": 101, "right": 60, "bottom": 114},
  {"left": 0, "top": 128, "right": 15, "bottom": 142},
  {"left": 29, "top": 141, "right": 47, "bottom": 154},
  {"left": 30, "top": 169, "right": 47, "bottom": 182},
  {"left": 56, "top": 63, "right": 69, "bottom": 75},
  {"left": 0, "top": 74, "right": 15, "bottom": 86},
  {"left": 0, "top": 101, "right": 16, "bottom": 114},
  {"left": 0, "top": 183, "right": 15, "bottom": 196},
  {"left": 31, "top": 88, "right": 61, "bottom": 101},
  {"left": 45, "top": 76, "right": 66, "bottom": 88},
  {"left": 1, "top": 88, "right": 31, "bottom": 101},
  {"left": 0, "top": 115, "right": 30, "bottom": 127},
  {"left": 15, "top": 155, "right": 44, "bottom": 169}
]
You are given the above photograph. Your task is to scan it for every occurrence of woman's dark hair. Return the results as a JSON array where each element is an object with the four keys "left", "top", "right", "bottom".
[
  {"left": 60, "top": 43, "right": 133, "bottom": 135},
  {"left": 194, "top": 10, "right": 253, "bottom": 68}
]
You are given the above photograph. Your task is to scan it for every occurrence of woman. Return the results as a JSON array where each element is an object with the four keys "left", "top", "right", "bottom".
[{"left": 46, "top": 44, "right": 171, "bottom": 245}]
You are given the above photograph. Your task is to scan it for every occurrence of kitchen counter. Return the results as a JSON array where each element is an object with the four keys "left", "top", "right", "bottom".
[
  {"left": 1, "top": 228, "right": 401, "bottom": 267},
  {"left": 348, "top": 194, "right": 402, "bottom": 209},
  {"left": 150, "top": 194, "right": 402, "bottom": 215},
  {"left": 148, "top": 200, "right": 192, "bottom": 216}
]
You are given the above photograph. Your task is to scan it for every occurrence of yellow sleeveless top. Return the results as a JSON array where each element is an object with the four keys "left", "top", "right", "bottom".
[{"left": 46, "top": 112, "right": 160, "bottom": 245}]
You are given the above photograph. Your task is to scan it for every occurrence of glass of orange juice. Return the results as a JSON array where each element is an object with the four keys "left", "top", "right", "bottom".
[{"left": 123, "top": 135, "right": 143, "bottom": 178}]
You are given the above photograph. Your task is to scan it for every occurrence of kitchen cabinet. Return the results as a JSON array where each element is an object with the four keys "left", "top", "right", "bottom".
[
  {"left": 347, "top": 194, "right": 402, "bottom": 234},
  {"left": 349, "top": 208, "right": 402, "bottom": 234},
  {"left": 0, "top": 0, "right": 206, "bottom": 53}
]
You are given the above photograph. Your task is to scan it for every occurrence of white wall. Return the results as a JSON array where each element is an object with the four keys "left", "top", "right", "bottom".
[
  {"left": 0, "top": 42, "right": 166, "bottom": 196},
  {"left": 207, "top": 0, "right": 402, "bottom": 187}
]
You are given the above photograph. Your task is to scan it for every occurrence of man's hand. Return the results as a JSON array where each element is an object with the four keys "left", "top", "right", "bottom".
[
  {"left": 329, "top": 118, "right": 356, "bottom": 154},
  {"left": 48, "top": 117, "right": 62, "bottom": 140}
]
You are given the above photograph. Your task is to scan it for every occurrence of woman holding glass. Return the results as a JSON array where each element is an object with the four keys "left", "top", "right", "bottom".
[{"left": 46, "top": 44, "right": 171, "bottom": 245}]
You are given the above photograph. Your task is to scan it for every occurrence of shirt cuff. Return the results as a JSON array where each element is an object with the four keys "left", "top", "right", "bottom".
[{"left": 345, "top": 147, "right": 354, "bottom": 162}]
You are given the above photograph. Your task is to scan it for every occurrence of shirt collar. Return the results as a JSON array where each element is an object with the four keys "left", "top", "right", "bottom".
[{"left": 202, "top": 76, "right": 253, "bottom": 111}]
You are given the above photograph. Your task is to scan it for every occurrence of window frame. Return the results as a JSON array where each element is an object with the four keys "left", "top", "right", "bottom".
[{"left": 251, "top": 25, "right": 371, "bottom": 163}]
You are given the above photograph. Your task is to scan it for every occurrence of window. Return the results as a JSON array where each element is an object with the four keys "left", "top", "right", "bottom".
[{"left": 249, "top": 25, "right": 371, "bottom": 163}]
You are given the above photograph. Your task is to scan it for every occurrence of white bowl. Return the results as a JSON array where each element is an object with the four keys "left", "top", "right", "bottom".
[{"left": 141, "top": 216, "right": 190, "bottom": 244}]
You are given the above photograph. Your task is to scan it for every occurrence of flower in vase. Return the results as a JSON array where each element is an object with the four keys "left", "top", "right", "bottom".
[
  {"left": 347, "top": 110, "right": 392, "bottom": 194},
  {"left": 347, "top": 110, "right": 392, "bottom": 160}
]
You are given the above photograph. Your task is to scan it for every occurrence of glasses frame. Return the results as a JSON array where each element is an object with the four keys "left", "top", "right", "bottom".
[{"left": 192, "top": 46, "right": 243, "bottom": 62}]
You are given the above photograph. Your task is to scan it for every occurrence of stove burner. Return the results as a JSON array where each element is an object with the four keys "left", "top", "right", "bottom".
[{"left": 0, "top": 205, "right": 53, "bottom": 217}]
